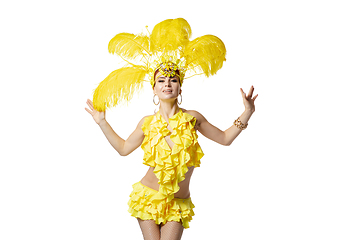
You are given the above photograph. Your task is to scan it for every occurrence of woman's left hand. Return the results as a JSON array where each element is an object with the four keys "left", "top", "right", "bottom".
[{"left": 240, "top": 86, "right": 258, "bottom": 112}]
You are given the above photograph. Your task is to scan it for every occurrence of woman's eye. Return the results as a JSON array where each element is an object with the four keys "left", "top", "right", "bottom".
[
  {"left": 171, "top": 79, "right": 178, "bottom": 82},
  {"left": 158, "top": 80, "right": 165, "bottom": 82}
]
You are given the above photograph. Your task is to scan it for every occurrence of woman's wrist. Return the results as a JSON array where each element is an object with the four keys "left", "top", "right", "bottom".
[
  {"left": 244, "top": 108, "right": 255, "bottom": 113},
  {"left": 98, "top": 119, "right": 108, "bottom": 127},
  {"left": 236, "top": 109, "right": 253, "bottom": 127}
]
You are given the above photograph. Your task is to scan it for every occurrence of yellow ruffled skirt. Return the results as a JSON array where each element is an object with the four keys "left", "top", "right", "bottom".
[{"left": 128, "top": 182, "right": 195, "bottom": 229}]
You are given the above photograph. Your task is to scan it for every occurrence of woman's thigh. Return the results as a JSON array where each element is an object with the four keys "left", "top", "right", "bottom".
[
  {"left": 137, "top": 218, "right": 161, "bottom": 240},
  {"left": 160, "top": 221, "right": 184, "bottom": 240}
]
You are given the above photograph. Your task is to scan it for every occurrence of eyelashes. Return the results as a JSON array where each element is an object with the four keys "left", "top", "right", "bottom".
[{"left": 157, "top": 79, "right": 178, "bottom": 83}]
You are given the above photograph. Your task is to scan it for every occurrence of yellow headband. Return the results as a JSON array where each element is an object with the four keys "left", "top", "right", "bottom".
[
  {"left": 93, "top": 18, "right": 226, "bottom": 111},
  {"left": 152, "top": 60, "right": 185, "bottom": 87}
]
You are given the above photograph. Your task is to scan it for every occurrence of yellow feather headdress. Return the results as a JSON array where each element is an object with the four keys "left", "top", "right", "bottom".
[{"left": 93, "top": 18, "right": 226, "bottom": 111}]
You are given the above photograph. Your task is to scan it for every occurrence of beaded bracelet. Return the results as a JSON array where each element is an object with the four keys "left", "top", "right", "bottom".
[{"left": 234, "top": 117, "right": 248, "bottom": 130}]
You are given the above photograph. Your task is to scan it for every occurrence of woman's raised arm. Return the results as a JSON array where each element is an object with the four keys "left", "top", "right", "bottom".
[
  {"left": 85, "top": 99, "right": 145, "bottom": 156},
  {"left": 190, "top": 86, "right": 257, "bottom": 146}
]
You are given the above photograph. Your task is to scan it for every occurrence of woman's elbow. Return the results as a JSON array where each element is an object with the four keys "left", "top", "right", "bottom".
[
  {"left": 214, "top": 137, "right": 232, "bottom": 146},
  {"left": 118, "top": 147, "right": 136, "bottom": 156},
  {"left": 118, "top": 149, "right": 130, "bottom": 156},
  {"left": 117, "top": 142, "right": 130, "bottom": 156},
  {"left": 217, "top": 141, "right": 231, "bottom": 146},
  {"left": 223, "top": 139, "right": 234, "bottom": 146}
]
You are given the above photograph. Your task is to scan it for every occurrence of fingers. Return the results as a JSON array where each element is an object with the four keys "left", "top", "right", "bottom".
[
  {"left": 247, "top": 85, "right": 254, "bottom": 98},
  {"left": 85, "top": 107, "right": 92, "bottom": 114},
  {"left": 85, "top": 99, "right": 96, "bottom": 115},
  {"left": 240, "top": 88, "right": 245, "bottom": 97},
  {"left": 86, "top": 99, "right": 94, "bottom": 109},
  {"left": 86, "top": 99, "right": 94, "bottom": 110},
  {"left": 241, "top": 86, "right": 256, "bottom": 99}
]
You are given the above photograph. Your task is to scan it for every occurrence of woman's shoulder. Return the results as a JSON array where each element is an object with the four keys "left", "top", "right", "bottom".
[
  {"left": 141, "top": 114, "right": 155, "bottom": 123},
  {"left": 181, "top": 109, "right": 206, "bottom": 130},
  {"left": 181, "top": 109, "right": 204, "bottom": 120},
  {"left": 137, "top": 114, "right": 155, "bottom": 130}
]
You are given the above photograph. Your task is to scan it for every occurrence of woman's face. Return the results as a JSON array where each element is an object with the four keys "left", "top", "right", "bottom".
[{"left": 153, "top": 72, "right": 181, "bottom": 101}]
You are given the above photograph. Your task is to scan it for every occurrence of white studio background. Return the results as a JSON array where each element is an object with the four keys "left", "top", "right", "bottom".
[{"left": 0, "top": 0, "right": 359, "bottom": 239}]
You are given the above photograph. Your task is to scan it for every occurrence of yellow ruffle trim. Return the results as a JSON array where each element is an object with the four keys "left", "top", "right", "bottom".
[
  {"left": 141, "top": 109, "right": 204, "bottom": 202},
  {"left": 128, "top": 182, "right": 195, "bottom": 229}
]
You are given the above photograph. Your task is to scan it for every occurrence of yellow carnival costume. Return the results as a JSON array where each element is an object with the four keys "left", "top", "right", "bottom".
[
  {"left": 128, "top": 109, "right": 203, "bottom": 228},
  {"left": 92, "top": 18, "right": 226, "bottom": 228}
]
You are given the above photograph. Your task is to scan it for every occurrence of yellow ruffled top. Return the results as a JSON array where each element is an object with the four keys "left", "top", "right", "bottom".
[{"left": 141, "top": 109, "right": 204, "bottom": 202}]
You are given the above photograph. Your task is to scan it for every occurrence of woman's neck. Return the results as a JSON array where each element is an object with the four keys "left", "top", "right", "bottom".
[{"left": 158, "top": 100, "right": 179, "bottom": 121}]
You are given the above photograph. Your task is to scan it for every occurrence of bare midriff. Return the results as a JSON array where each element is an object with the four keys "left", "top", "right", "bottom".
[{"left": 140, "top": 166, "right": 195, "bottom": 199}]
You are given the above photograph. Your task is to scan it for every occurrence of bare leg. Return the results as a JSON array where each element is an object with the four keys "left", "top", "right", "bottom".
[
  {"left": 137, "top": 218, "right": 161, "bottom": 240},
  {"left": 160, "top": 221, "right": 184, "bottom": 240}
]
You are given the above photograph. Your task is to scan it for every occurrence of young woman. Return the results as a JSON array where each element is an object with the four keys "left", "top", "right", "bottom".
[{"left": 85, "top": 18, "right": 257, "bottom": 240}]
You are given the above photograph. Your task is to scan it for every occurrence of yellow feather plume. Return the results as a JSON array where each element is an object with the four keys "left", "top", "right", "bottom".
[
  {"left": 92, "top": 18, "right": 227, "bottom": 110},
  {"left": 150, "top": 18, "right": 192, "bottom": 53},
  {"left": 93, "top": 66, "right": 147, "bottom": 111},
  {"left": 184, "top": 35, "right": 226, "bottom": 77},
  {"left": 108, "top": 33, "right": 150, "bottom": 59}
]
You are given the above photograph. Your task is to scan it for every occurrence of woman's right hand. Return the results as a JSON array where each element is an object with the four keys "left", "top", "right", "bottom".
[{"left": 85, "top": 99, "right": 106, "bottom": 125}]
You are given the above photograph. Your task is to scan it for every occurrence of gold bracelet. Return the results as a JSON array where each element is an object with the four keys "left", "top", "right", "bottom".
[{"left": 233, "top": 117, "right": 248, "bottom": 130}]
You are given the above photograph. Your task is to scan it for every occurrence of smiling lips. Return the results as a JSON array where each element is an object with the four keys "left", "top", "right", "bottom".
[{"left": 163, "top": 89, "right": 173, "bottom": 93}]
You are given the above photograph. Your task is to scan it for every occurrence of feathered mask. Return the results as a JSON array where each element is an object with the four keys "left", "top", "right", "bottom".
[{"left": 93, "top": 18, "right": 226, "bottom": 111}]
